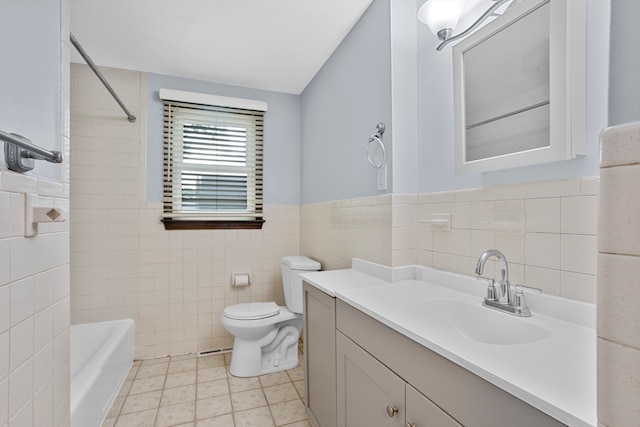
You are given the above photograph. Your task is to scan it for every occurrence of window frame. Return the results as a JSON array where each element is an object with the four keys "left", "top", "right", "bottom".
[{"left": 160, "top": 89, "right": 266, "bottom": 230}]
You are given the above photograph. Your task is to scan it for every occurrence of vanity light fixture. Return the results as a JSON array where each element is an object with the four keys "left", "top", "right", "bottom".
[{"left": 418, "top": 0, "right": 512, "bottom": 51}]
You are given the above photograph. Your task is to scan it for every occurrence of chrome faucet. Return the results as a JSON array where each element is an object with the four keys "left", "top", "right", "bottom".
[
  {"left": 475, "top": 249, "right": 538, "bottom": 317},
  {"left": 475, "top": 249, "right": 511, "bottom": 305}
]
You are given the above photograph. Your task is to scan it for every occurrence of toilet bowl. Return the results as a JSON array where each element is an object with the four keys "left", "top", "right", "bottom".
[{"left": 221, "top": 256, "right": 321, "bottom": 377}]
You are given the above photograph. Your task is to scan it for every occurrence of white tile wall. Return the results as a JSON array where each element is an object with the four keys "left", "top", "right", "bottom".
[
  {"left": 301, "top": 177, "right": 599, "bottom": 303},
  {"left": 0, "top": 172, "right": 70, "bottom": 427},
  {"left": 415, "top": 177, "right": 599, "bottom": 302},
  {"left": 300, "top": 195, "right": 393, "bottom": 270},
  {"left": 0, "top": 2, "right": 70, "bottom": 425},
  {"left": 597, "top": 122, "right": 640, "bottom": 427},
  {"left": 70, "top": 64, "right": 300, "bottom": 359}
]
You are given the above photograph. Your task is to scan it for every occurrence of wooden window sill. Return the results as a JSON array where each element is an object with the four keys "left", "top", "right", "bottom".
[{"left": 162, "top": 219, "right": 265, "bottom": 230}]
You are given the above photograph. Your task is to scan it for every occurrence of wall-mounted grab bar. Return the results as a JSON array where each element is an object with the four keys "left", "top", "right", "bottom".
[
  {"left": 70, "top": 33, "right": 137, "bottom": 123},
  {"left": 2, "top": 130, "right": 63, "bottom": 172}
]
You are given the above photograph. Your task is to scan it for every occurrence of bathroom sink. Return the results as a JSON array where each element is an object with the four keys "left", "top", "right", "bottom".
[{"left": 409, "top": 299, "right": 552, "bottom": 345}]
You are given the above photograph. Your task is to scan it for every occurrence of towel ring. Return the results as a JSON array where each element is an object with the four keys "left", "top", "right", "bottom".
[{"left": 367, "top": 122, "right": 386, "bottom": 168}]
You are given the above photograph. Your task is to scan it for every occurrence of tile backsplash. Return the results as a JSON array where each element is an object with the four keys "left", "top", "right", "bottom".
[{"left": 301, "top": 177, "right": 599, "bottom": 304}]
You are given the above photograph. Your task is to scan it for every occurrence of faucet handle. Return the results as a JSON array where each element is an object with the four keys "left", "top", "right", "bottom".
[
  {"left": 513, "top": 285, "right": 527, "bottom": 308},
  {"left": 476, "top": 276, "right": 498, "bottom": 301},
  {"left": 475, "top": 275, "right": 495, "bottom": 285}
]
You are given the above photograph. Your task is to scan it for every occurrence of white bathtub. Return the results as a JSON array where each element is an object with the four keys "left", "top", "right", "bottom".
[{"left": 70, "top": 319, "right": 134, "bottom": 427}]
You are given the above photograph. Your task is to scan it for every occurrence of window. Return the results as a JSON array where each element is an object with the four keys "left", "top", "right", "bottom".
[{"left": 160, "top": 89, "right": 266, "bottom": 230}]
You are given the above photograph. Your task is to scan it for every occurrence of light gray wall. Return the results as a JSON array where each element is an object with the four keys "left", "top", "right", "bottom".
[
  {"left": 299, "top": 0, "right": 612, "bottom": 202},
  {"left": 147, "top": 73, "right": 301, "bottom": 205},
  {"left": 300, "top": 0, "right": 392, "bottom": 204},
  {"left": 609, "top": 0, "right": 640, "bottom": 126},
  {"left": 416, "top": 0, "right": 610, "bottom": 193},
  {"left": 0, "top": 0, "right": 61, "bottom": 180}
]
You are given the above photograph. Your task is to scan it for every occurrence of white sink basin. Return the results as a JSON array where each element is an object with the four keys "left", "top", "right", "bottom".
[{"left": 406, "top": 299, "right": 552, "bottom": 345}]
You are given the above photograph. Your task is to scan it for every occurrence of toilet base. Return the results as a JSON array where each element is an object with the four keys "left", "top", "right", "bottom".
[{"left": 228, "top": 318, "right": 302, "bottom": 377}]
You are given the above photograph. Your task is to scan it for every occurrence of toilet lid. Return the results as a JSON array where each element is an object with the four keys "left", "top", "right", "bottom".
[{"left": 223, "top": 302, "right": 280, "bottom": 320}]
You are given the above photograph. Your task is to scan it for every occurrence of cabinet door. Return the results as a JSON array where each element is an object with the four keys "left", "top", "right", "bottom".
[
  {"left": 336, "top": 331, "right": 405, "bottom": 427},
  {"left": 303, "top": 283, "right": 337, "bottom": 427},
  {"left": 406, "top": 384, "right": 462, "bottom": 427}
]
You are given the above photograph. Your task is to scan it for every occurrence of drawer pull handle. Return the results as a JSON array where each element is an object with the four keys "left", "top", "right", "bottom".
[
  {"left": 405, "top": 423, "right": 416, "bottom": 427},
  {"left": 386, "top": 405, "right": 399, "bottom": 417}
]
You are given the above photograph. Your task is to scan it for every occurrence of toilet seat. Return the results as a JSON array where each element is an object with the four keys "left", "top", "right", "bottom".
[{"left": 223, "top": 302, "right": 280, "bottom": 320}]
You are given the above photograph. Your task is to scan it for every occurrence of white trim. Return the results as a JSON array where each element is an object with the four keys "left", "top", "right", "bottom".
[{"left": 159, "top": 88, "right": 268, "bottom": 111}]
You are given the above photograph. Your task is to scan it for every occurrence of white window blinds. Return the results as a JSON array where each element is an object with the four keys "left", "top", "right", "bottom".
[{"left": 162, "top": 93, "right": 265, "bottom": 223}]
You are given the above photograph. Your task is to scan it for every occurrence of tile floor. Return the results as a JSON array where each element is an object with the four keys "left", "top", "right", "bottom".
[{"left": 102, "top": 349, "right": 310, "bottom": 427}]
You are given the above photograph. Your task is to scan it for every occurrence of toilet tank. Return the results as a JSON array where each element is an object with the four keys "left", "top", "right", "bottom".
[{"left": 281, "top": 256, "right": 321, "bottom": 314}]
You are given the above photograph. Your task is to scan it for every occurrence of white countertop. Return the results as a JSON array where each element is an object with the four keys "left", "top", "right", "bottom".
[
  {"left": 300, "top": 269, "right": 391, "bottom": 296},
  {"left": 302, "top": 259, "right": 596, "bottom": 427}
]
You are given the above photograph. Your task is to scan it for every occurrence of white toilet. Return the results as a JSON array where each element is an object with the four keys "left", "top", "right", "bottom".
[{"left": 221, "top": 255, "right": 321, "bottom": 377}]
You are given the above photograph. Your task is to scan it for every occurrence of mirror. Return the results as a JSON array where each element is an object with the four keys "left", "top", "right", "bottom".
[{"left": 453, "top": 0, "right": 587, "bottom": 173}]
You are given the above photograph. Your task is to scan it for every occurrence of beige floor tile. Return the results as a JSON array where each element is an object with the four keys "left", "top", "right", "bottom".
[
  {"left": 161, "top": 384, "right": 197, "bottom": 407},
  {"left": 166, "top": 371, "right": 197, "bottom": 389},
  {"left": 168, "top": 359, "right": 197, "bottom": 374},
  {"left": 286, "top": 366, "right": 304, "bottom": 382},
  {"left": 130, "top": 375, "right": 166, "bottom": 395},
  {"left": 118, "top": 380, "right": 133, "bottom": 398},
  {"left": 171, "top": 353, "right": 197, "bottom": 362},
  {"left": 197, "top": 355, "right": 226, "bottom": 369},
  {"left": 230, "top": 389, "right": 267, "bottom": 412},
  {"left": 227, "top": 376, "right": 261, "bottom": 394},
  {"left": 197, "top": 366, "right": 228, "bottom": 383},
  {"left": 280, "top": 421, "right": 311, "bottom": 427},
  {"left": 233, "top": 406, "right": 275, "bottom": 427},
  {"left": 142, "top": 356, "right": 171, "bottom": 366},
  {"left": 155, "top": 401, "right": 196, "bottom": 427},
  {"left": 127, "top": 366, "right": 140, "bottom": 381},
  {"left": 197, "top": 379, "right": 230, "bottom": 400},
  {"left": 263, "top": 383, "right": 299, "bottom": 405},
  {"left": 270, "top": 399, "right": 306, "bottom": 426},
  {"left": 121, "top": 390, "right": 162, "bottom": 415},
  {"left": 195, "top": 413, "right": 235, "bottom": 427},
  {"left": 196, "top": 395, "right": 233, "bottom": 420},
  {"left": 115, "top": 408, "right": 158, "bottom": 427},
  {"left": 138, "top": 362, "right": 169, "bottom": 378},
  {"left": 292, "top": 381, "right": 304, "bottom": 400},
  {"left": 108, "top": 396, "right": 126, "bottom": 418},
  {"left": 106, "top": 352, "right": 308, "bottom": 427},
  {"left": 258, "top": 372, "right": 290, "bottom": 388}
]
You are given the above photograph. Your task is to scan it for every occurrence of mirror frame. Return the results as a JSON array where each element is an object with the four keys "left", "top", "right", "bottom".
[{"left": 453, "top": 0, "right": 587, "bottom": 174}]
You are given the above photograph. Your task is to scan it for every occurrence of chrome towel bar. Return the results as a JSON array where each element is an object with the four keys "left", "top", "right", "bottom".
[{"left": 2, "top": 130, "right": 63, "bottom": 172}]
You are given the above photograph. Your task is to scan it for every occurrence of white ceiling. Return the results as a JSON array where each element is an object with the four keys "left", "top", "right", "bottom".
[{"left": 70, "top": 0, "right": 373, "bottom": 95}]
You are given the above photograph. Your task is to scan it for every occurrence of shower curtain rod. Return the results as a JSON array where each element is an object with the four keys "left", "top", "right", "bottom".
[{"left": 70, "top": 33, "right": 137, "bottom": 123}]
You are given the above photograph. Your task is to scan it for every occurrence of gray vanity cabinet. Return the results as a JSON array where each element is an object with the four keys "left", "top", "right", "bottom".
[
  {"left": 336, "top": 300, "right": 565, "bottom": 427},
  {"left": 304, "top": 280, "right": 565, "bottom": 427},
  {"left": 337, "top": 331, "right": 462, "bottom": 427},
  {"left": 303, "top": 282, "right": 337, "bottom": 427},
  {"left": 336, "top": 331, "right": 405, "bottom": 427}
]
